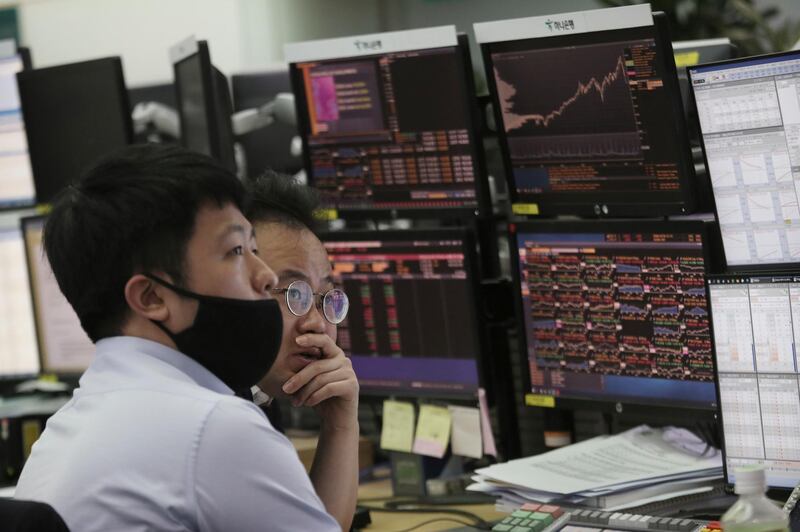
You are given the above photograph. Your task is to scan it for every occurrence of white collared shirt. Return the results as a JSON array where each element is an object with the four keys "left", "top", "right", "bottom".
[{"left": 15, "top": 336, "right": 339, "bottom": 532}]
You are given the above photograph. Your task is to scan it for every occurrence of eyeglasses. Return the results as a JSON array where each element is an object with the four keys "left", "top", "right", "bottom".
[{"left": 272, "top": 280, "right": 349, "bottom": 324}]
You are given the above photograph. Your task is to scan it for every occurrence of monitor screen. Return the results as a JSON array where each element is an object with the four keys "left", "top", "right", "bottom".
[
  {"left": 672, "top": 38, "right": 735, "bottom": 145},
  {"left": 476, "top": 5, "right": 694, "bottom": 217},
  {"left": 689, "top": 50, "right": 800, "bottom": 270},
  {"left": 324, "top": 230, "right": 482, "bottom": 397},
  {"left": 511, "top": 220, "right": 716, "bottom": 409},
  {"left": 127, "top": 82, "right": 176, "bottom": 110},
  {"left": 175, "top": 51, "right": 212, "bottom": 156},
  {"left": 171, "top": 39, "right": 236, "bottom": 173},
  {"left": 287, "top": 27, "right": 486, "bottom": 218},
  {"left": 22, "top": 217, "right": 94, "bottom": 375},
  {"left": 0, "top": 51, "right": 35, "bottom": 209},
  {"left": 0, "top": 219, "right": 39, "bottom": 378},
  {"left": 231, "top": 70, "right": 301, "bottom": 176},
  {"left": 17, "top": 57, "right": 132, "bottom": 205},
  {"left": 709, "top": 274, "right": 800, "bottom": 488}
]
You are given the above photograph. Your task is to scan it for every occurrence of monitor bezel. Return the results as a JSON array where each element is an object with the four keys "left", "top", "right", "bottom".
[
  {"left": 171, "top": 39, "right": 236, "bottom": 172},
  {"left": 320, "top": 227, "right": 489, "bottom": 400},
  {"left": 687, "top": 48, "right": 800, "bottom": 273},
  {"left": 0, "top": 46, "right": 34, "bottom": 211},
  {"left": 289, "top": 33, "right": 490, "bottom": 222},
  {"left": 480, "top": 12, "right": 697, "bottom": 218},
  {"left": 706, "top": 272, "right": 800, "bottom": 492},
  {"left": 20, "top": 214, "right": 93, "bottom": 378},
  {"left": 508, "top": 218, "right": 718, "bottom": 415}
]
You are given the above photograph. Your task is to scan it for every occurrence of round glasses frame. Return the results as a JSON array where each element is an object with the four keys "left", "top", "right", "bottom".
[{"left": 272, "top": 280, "right": 349, "bottom": 324}]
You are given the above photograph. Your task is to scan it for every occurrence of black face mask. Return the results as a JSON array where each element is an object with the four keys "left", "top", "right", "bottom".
[{"left": 146, "top": 275, "right": 283, "bottom": 391}]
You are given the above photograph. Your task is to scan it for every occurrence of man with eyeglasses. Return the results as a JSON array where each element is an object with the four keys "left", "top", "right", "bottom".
[{"left": 244, "top": 173, "right": 359, "bottom": 530}]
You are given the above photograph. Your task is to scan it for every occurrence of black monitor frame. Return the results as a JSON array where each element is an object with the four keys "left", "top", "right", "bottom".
[
  {"left": 706, "top": 272, "right": 800, "bottom": 493},
  {"left": 321, "top": 227, "right": 490, "bottom": 400},
  {"left": 289, "top": 32, "right": 490, "bottom": 222},
  {"left": 0, "top": 46, "right": 33, "bottom": 211},
  {"left": 481, "top": 12, "right": 696, "bottom": 218},
  {"left": 20, "top": 214, "right": 93, "bottom": 378},
  {"left": 171, "top": 38, "right": 236, "bottom": 173},
  {"left": 687, "top": 48, "right": 800, "bottom": 273},
  {"left": 508, "top": 219, "right": 718, "bottom": 417},
  {"left": 17, "top": 56, "right": 133, "bottom": 205}
]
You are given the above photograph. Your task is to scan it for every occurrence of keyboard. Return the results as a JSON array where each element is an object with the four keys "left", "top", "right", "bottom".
[
  {"left": 492, "top": 503, "right": 570, "bottom": 532},
  {"left": 492, "top": 503, "right": 718, "bottom": 532}
]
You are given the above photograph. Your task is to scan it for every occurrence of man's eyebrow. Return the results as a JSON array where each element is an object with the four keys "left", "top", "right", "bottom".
[
  {"left": 278, "top": 269, "right": 311, "bottom": 282},
  {"left": 216, "top": 224, "right": 253, "bottom": 244}
]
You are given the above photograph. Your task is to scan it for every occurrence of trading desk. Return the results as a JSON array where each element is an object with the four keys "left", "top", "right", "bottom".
[{"left": 357, "top": 478, "right": 505, "bottom": 531}]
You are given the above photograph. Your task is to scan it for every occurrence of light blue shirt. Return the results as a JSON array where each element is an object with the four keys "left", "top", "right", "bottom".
[{"left": 15, "top": 336, "right": 339, "bottom": 532}]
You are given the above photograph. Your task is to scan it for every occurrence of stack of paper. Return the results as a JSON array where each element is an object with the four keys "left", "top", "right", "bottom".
[{"left": 468, "top": 425, "right": 723, "bottom": 512}]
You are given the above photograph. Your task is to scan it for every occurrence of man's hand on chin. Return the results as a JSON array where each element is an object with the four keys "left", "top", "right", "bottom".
[{"left": 281, "top": 333, "right": 359, "bottom": 431}]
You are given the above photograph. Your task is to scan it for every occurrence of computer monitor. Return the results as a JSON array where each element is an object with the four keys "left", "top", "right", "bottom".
[
  {"left": 688, "top": 50, "right": 800, "bottom": 270},
  {"left": 286, "top": 26, "right": 488, "bottom": 219},
  {"left": 708, "top": 273, "right": 800, "bottom": 488},
  {"left": 324, "top": 229, "right": 484, "bottom": 398},
  {"left": 21, "top": 216, "right": 94, "bottom": 375},
  {"left": 231, "top": 69, "right": 302, "bottom": 177},
  {"left": 170, "top": 37, "right": 236, "bottom": 173},
  {"left": 672, "top": 38, "right": 736, "bottom": 146},
  {"left": 0, "top": 43, "right": 34, "bottom": 210},
  {"left": 16, "top": 57, "right": 132, "bottom": 205},
  {"left": 0, "top": 216, "right": 39, "bottom": 379},
  {"left": 510, "top": 220, "right": 717, "bottom": 411},
  {"left": 127, "top": 82, "right": 176, "bottom": 110},
  {"left": 476, "top": 4, "right": 695, "bottom": 217}
]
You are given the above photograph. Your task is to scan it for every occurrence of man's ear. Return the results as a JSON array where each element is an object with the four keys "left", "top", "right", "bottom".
[{"left": 124, "top": 274, "right": 169, "bottom": 322}]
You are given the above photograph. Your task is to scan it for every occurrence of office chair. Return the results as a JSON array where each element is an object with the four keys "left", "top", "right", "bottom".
[{"left": 0, "top": 498, "right": 70, "bottom": 531}]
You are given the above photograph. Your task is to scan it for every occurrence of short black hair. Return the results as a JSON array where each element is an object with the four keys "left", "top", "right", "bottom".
[
  {"left": 44, "top": 143, "right": 245, "bottom": 342},
  {"left": 244, "top": 171, "right": 320, "bottom": 233}
]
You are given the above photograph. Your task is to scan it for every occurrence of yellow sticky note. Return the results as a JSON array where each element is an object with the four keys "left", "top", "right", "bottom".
[
  {"left": 380, "top": 400, "right": 415, "bottom": 453},
  {"left": 21, "top": 420, "right": 41, "bottom": 459},
  {"left": 674, "top": 51, "right": 700, "bottom": 67},
  {"left": 313, "top": 208, "right": 339, "bottom": 221},
  {"left": 512, "top": 203, "right": 540, "bottom": 215},
  {"left": 412, "top": 405, "right": 451, "bottom": 458},
  {"left": 525, "top": 394, "right": 556, "bottom": 408}
]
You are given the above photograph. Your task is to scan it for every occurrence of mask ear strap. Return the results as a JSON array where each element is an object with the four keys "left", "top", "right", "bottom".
[
  {"left": 144, "top": 274, "right": 190, "bottom": 341},
  {"left": 145, "top": 274, "right": 197, "bottom": 300},
  {"left": 151, "top": 318, "right": 179, "bottom": 342}
]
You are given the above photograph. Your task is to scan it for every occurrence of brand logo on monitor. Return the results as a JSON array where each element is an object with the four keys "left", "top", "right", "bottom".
[
  {"left": 545, "top": 19, "right": 576, "bottom": 32},
  {"left": 354, "top": 39, "right": 382, "bottom": 51}
]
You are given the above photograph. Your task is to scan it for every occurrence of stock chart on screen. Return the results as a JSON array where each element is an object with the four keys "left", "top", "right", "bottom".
[
  {"left": 324, "top": 231, "right": 482, "bottom": 397},
  {"left": 288, "top": 28, "right": 484, "bottom": 217},
  {"left": 690, "top": 51, "right": 800, "bottom": 269},
  {"left": 512, "top": 221, "right": 716, "bottom": 409},
  {"left": 477, "top": 7, "right": 694, "bottom": 216},
  {"left": 709, "top": 274, "right": 800, "bottom": 488}
]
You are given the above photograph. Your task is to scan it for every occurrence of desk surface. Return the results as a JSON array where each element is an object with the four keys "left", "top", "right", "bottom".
[{"left": 357, "top": 478, "right": 504, "bottom": 531}]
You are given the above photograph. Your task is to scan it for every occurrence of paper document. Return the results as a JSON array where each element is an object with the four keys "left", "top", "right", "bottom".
[
  {"left": 450, "top": 405, "right": 482, "bottom": 459},
  {"left": 478, "top": 387, "right": 498, "bottom": 457},
  {"left": 412, "top": 404, "right": 451, "bottom": 458},
  {"left": 476, "top": 425, "right": 722, "bottom": 495},
  {"left": 380, "top": 400, "right": 415, "bottom": 453}
]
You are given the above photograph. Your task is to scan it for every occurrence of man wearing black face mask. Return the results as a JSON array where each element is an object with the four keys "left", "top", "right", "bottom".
[{"left": 14, "top": 145, "right": 340, "bottom": 532}]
